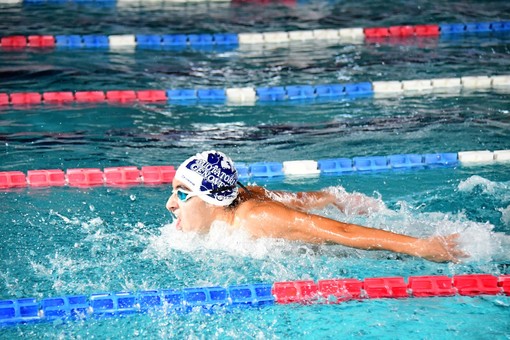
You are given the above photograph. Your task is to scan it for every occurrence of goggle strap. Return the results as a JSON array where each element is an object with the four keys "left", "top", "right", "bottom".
[
  {"left": 176, "top": 181, "right": 249, "bottom": 202},
  {"left": 236, "top": 181, "right": 253, "bottom": 196}
]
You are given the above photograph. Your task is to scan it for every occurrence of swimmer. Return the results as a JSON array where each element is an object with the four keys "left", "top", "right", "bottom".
[{"left": 166, "top": 150, "right": 466, "bottom": 263}]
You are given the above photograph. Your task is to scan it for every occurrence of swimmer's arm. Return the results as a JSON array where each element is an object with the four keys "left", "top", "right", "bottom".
[
  {"left": 242, "top": 201, "right": 463, "bottom": 263},
  {"left": 245, "top": 186, "right": 343, "bottom": 210}
]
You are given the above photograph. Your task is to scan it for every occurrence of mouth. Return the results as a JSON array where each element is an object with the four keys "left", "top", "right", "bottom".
[
  {"left": 169, "top": 211, "right": 182, "bottom": 230},
  {"left": 172, "top": 211, "right": 182, "bottom": 231}
]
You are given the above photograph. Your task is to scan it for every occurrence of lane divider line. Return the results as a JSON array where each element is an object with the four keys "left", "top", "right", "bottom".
[
  {"left": 1, "top": 21, "right": 509, "bottom": 49},
  {"left": 1, "top": 150, "right": 509, "bottom": 189},
  {"left": 0, "top": 274, "right": 508, "bottom": 327},
  {"left": 0, "top": 74, "right": 509, "bottom": 107}
]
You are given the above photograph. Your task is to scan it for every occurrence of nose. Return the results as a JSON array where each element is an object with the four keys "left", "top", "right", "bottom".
[{"left": 166, "top": 192, "right": 178, "bottom": 212}]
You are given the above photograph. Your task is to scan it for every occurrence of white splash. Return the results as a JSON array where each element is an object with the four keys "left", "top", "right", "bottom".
[
  {"left": 145, "top": 221, "right": 292, "bottom": 261},
  {"left": 499, "top": 205, "right": 510, "bottom": 226},
  {"left": 456, "top": 222, "right": 510, "bottom": 262},
  {"left": 324, "top": 185, "right": 388, "bottom": 216},
  {"left": 378, "top": 203, "right": 510, "bottom": 263},
  {"left": 81, "top": 217, "right": 104, "bottom": 232},
  {"left": 458, "top": 175, "right": 499, "bottom": 194},
  {"left": 50, "top": 210, "right": 80, "bottom": 225}
]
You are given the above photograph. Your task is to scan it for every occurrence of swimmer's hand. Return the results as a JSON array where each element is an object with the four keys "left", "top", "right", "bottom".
[{"left": 413, "top": 234, "right": 468, "bottom": 263}]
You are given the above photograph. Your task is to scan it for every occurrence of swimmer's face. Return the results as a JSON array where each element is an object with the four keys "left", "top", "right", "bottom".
[{"left": 166, "top": 179, "right": 213, "bottom": 234}]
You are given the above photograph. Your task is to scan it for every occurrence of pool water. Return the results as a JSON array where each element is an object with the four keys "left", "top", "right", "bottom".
[{"left": 1, "top": 0, "right": 510, "bottom": 338}]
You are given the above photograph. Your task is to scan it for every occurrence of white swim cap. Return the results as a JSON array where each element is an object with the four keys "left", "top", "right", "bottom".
[{"left": 174, "top": 150, "right": 239, "bottom": 206}]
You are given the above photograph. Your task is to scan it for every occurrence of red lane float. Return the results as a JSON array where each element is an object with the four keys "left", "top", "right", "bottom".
[
  {"left": 363, "top": 277, "right": 408, "bottom": 298},
  {"left": 453, "top": 274, "right": 501, "bottom": 296},
  {"left": 272, "top": 274, "right": 507, "bottom": 304},
  {"left": 27, "top": 170, "right": 66, "bottom": 187},
  {"left": 28, "top": 35, "right": 55, "bottom": 48},
  {"left": 9, "top": 92, "right": 42, "bottom": 105},
  {"left": 0, "top": 36, "right": 27, "bottom": 48},
  {"left": 389, "top": 25, "right": 415, "bottom": 37},
  {"left": 66, "top": 168, "right": 104, "bottom": 187},
  {"left": 136, "top": 90, "right": 167, "bottom": 102},
  {"left": 0, "top": 171, "right": 27, "bottom": 189},
  {"left": 415, "top": 25, "right": 440, "bottom": 36},
  {"left": 104, "top": 166, "right": 141, "bottom": 185},
  {"left": 318, "top": 278, "right": 363, "bottom": 302},
  {"left": 74, "top": 91, "right": 106, "bottom": 103},
  {"left": 43, "top": 92, "right": 75, "bottom": 103},
  {"left": 141, "top": 166, "right": 176, "bottom": 184},
  {"left": 272, "top": 280, "right": 318, "bottom": 304},
  {"left": 106, "top": 90, "right": 137, "bottom": 103},
  {"left": 408, "top": 275, "right": 455, "bottom": 297},
  {"left": 365, "top": 24, "right": 440, "bottom": 39},
  {"left": 364, "top": 27, "right": 390, "bottom": 38}
]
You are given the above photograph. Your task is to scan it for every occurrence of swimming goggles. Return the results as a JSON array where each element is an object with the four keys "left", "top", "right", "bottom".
[{"left": 173, "top": 185, "right": 237, "bottom": 203}]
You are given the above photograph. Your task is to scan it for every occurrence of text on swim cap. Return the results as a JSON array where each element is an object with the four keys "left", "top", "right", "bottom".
[{"left": 189, "top": 159, "right": 236, "bottom": 187}]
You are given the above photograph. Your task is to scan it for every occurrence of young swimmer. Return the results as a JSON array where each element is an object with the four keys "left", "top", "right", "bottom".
[{"left": 166, "top": 150, "right": 466, "bottom": 263}]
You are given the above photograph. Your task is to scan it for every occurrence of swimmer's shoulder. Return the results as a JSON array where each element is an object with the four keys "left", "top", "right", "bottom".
[
  {"left": 233, "top": 196, "right": 302, "bottom": 238},
  {"left": 238, "top": 185, "right": 270, "bottom": 201},
  {"left": 234, "top": 188, "right": 273, "bottom": 219},
  {"left": 235, "top": 189, "right": 288, "bottom": 217},
  {"left": 233, "top": 185, "right": 279, "bottom": 223}
]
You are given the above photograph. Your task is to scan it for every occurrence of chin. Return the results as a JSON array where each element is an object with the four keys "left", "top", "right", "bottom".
[{"left": 181, "top": 224, "right": 199, "bottom": 234}]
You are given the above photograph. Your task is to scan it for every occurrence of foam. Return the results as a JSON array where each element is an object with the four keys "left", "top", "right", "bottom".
[
  {"left": 457, "top": 222, "right": 510, "bottom": 262},
  {"left": 458, "top": 175, "right": 498, "bottom": 194},
  {"left": 50, "top": 210, "right": 80, "bottom": 225},
  {"left": 146, "top": 221, "right": 290, "bottom": 260},
  {"left": 458, "top": 175, "right": 509, "bottom": 196},
  {"left": 324, "top": 186, "right": 387, "bottom": 216},
  {"left": 377, "top": 205, "right": 509, "bottom": 263},
  {"left": 499, "top": 205, "right": 510, "bottom": 226},
  {"left": 388, "top": 206, "right": 510, "bottom": 263}
]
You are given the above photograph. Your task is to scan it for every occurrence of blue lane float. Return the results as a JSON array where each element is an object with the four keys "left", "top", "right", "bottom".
[
  {"left": 167, "top": 89, "right": 197, "bottom": 101},
  {"left": 249, "top": 162, "right": 284, "bottom": 178},
  {"left": 388, "top": 154, "right": 426, "bottom": 169},
  {"left": 82, "top": 35, "right": 109, "bottom": 48},
  {"left": 353, "top": 156, "right": 389, "bottom": 172},
  {"left": 197, "top": 89, "right": 226, "bottom": 101},
  {"left": 0, "top": 284, "right": 275, "bottom": 326},
  {"left": 318, "top": 158, "right": 354, "bottom": 174}
]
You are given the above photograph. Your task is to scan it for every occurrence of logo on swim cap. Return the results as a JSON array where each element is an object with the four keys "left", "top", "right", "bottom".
[{"left": 174, "top": 150, "right": 239, "bottom": 206}]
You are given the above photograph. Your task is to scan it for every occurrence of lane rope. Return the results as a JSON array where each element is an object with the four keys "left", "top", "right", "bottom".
[
  {"left": 1, "top": 21, "right": 509, "bottom": 49},
  {"left": 0, "top": 74, "right": 509, "bottom": 106},
  {"left": 1, "top": 150, "right": 509, "bottom": 189},
  {"left": 0, "top": 274, "right": 508, "bottom": 327}
]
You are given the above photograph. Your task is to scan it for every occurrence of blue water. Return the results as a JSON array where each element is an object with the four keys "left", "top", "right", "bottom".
[{"left": 1, "top": 0, "right": 510, "bottom": 338}]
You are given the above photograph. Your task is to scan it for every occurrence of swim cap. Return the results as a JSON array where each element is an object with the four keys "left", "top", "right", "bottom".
[{"left": 174, "top": 150, "right": 239, "bottom": 206}]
